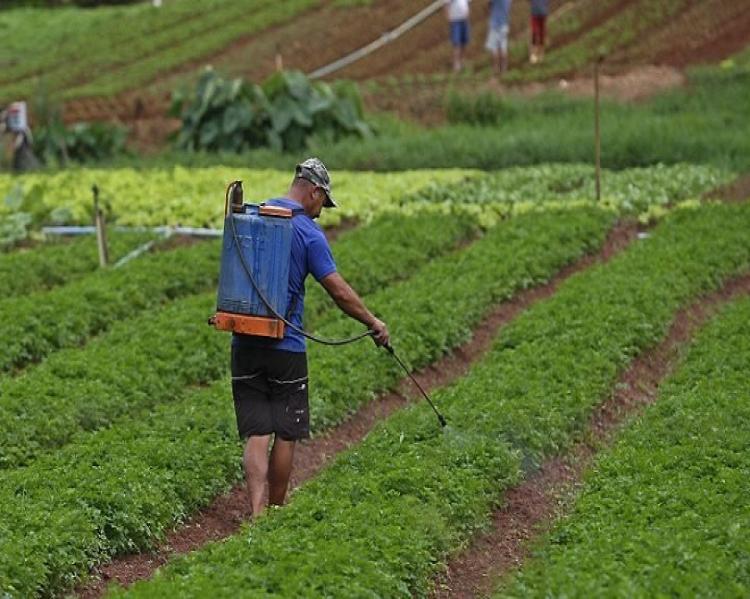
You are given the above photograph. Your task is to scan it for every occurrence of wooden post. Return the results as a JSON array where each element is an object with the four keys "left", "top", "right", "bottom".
[
  {"left": 93, "top": 184, "right": 109, "bottom": 267},
  {"left": 594, "top": 56, "right": 603, "bottom": 203},
  {"left": 275, "top": 44, "right": 284, "bottom": 72}
]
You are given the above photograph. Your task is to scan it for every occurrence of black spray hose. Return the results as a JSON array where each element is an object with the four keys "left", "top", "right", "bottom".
[
  {"left": 227, "top": 184, "right": 374, "bottom": 347},
  {"left": 384, "top": 343, "right": 447, "bottom": 428}
]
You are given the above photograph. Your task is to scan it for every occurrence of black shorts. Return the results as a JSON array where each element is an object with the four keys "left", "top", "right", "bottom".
[{"left": 231, "top": 345, "right": 310, "bottom": 441}]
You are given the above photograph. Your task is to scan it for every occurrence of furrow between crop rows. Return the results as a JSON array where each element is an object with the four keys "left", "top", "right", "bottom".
[
  {"left": 0, "top": 211, "right": 475, "bottom": 471},
  {"left": 0, "top": 207, "right": 614, "bottom": 598},
  {"left": 78, "top": 220, "right": 639, "bottom": 599},
  {"left": 497, "top": 289, "right": 750, "bottom": 597},
  {"left": 433, "top": 272, "right": 750, "bottom": 598},
  {"left": 109, "top": 203, "right": 750, "bottom": 598}
]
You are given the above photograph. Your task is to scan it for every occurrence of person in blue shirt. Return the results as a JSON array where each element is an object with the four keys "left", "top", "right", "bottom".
[
  {"left": 486, "top": 0, "right": 513, "bottom": 76},
  {"left": 232, "top": 157, "right": 390, "bottom": 518}
]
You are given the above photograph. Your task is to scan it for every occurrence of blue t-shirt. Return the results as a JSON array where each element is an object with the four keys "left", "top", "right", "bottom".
[
  {"left": 232, "top": 198, "right": 337, "bottom": 353},
  {"left": 530, "top": 0, "right": 547, "bottom": 16},
  {"left": 490, "top": 0, "right": 512, "bottom": 28}
]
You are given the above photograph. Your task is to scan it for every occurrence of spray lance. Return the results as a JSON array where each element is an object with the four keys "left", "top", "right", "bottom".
[{"left": 211, "top": 181, "right": 447, "bottom": 429}]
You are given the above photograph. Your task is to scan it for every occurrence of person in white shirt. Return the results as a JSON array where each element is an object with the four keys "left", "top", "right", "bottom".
[{"left": 446, "top": 0, "right": 471, "bottom": 72}]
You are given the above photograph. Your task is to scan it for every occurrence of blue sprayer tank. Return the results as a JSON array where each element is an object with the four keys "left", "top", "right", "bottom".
[{"left": 210, "top": 181, "right": 293, "bottom": 339}]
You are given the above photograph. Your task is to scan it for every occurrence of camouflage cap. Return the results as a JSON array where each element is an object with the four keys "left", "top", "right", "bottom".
[{"left": 295, "top": 157, "right": 337, "bottom": 208}]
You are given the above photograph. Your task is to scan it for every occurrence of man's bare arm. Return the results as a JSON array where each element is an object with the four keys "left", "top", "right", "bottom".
[{"left": 319, "top": 272, "right": 389, "bottom": 345}]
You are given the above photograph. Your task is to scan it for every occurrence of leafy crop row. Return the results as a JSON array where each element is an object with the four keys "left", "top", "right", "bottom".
[
  {"left": 0, "top": 231, "right": 153, "bottom": 299},
  {"left": 113, "top": 203, "right": 750, "bottom": 598},
  {"left": 305, "top": 211, "right": 479, "bottom": 326},
  {"left": 0, "top": 211, "right": 477, "bottom": 470},
  {"left": 0, "top": 240, "right": 219, "bottom": 374},
  {"left": 0, "top": 208, "right": 613, "bottom": 597},
  {"left": 500, "top": 295, "right": 750, "bottom": 597},
  {"left": 408, "top": 163, "right": 732, "bottom": 224},
  {"left": 0, "top": 168, "right": 473, "bottom": 229}
]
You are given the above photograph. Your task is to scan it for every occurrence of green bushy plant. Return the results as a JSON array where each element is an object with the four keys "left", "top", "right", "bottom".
[
  {"left": 33, "top": 121, "right": 128, "bottom": 165},
  {"left": 172, "top": 69, "right": 371, "bottom": 153}
]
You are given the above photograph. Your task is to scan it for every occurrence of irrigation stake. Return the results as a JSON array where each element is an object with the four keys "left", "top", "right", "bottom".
[
  {"left": 594, "top": 54, "right": 604, "bottom": 203},
  {"left": 93, "top": 184, "right": 109, "bottom": 267}
]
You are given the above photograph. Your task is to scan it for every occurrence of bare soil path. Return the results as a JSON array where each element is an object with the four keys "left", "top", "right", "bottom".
[
  {"left": 76, "top": 221, "right": 641, "bottom": 598},
  {"left": 430, "top": 272, "right": 750, "bottom": 598}
]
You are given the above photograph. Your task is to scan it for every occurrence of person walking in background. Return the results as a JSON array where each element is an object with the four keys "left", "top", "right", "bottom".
[
  {"left": 529, "top": 0, "right": 548, "bottom": 64},
  {"left": 446, "top": 0, "right": 471, "bottom": 72},
  {"left": 486, "top": 0, "right": 512, "bottom": 77}
]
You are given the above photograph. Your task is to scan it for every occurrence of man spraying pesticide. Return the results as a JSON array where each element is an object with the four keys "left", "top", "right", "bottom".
[{"left": 209, "top": 158, "right": 393, "bottom": 518}]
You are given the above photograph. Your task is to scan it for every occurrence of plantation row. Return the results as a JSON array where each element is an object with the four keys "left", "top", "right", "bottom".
[
  {"left": 500, "top": 295, "right": 750, "bottom": 597},
  {"left": 0, "top": 164, "right": 728, "bottom": 235},
  {"left": 0, "top": 240, "right": 219, "bottom": 375},
  {"left": 505, "top": 0, "right": 695, "bottom": 84},
  {"left": 410, "top": 163, "right": 732, "bottom": 223},
  {"left": 0, "top": 208, "right": 613, "bottom": 597},
  {"left": 0, "top": 211, "right": 477, "bottom": 470},
  {"left": 0, "top": 210, "right": 476, "bottom": 377},
  {"left": 110, "top": 203, "right": 750, "bottom": 598},
  {"left": 0, "top": 0, "right": 315, "bottom": 102},
  {"left": 0, "top": 168, "right": 471, "bottom": 231},
  {"left": 0, "top": 232, "right": 153, "bottom": 300}
]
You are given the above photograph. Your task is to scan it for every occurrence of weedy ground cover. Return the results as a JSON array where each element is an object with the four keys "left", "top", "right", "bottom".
[
  {"left": 0, "top": 232, "right": 153, "bottom": 299},
  {"left": 0, "top": 168, "right": 473, "bottom": 229},
  {"left": 0, "top": 210, "right": 475, "bottom": 471},
  {"left": 0, "top": 0, "right": 316, "bottom": 103},
  {"left": 0, "top": 208, "right": 612, "bottom": 598},
  {"left": 498, "top": 296, "right": 750, "bottom": 597},
  {"left": 111, "top": 203, "right": 750, "bottom": 598}
]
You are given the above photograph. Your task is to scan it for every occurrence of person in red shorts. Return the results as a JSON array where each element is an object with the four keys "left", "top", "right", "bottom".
[{"left": 529, "top": 0, "right": 548, "bottom": 64}]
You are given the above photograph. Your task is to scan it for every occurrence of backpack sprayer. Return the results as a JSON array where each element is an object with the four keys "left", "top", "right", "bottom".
[{"left": 208, "top": 180, "right": 447, "bottom": 428}]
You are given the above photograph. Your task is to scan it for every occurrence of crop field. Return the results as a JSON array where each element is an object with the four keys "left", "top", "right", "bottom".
[
  {"left": 0, "top": 0, "right": 317, "bottom": 103},
  {"left": 1, "top": 0, "right": 749, "bottom": 596},
  {"left": 498, "top": 294, "right": 750, "bottom": 597},
  {"left": 0, "top": 158, "right": 748, "bottom": 598}
]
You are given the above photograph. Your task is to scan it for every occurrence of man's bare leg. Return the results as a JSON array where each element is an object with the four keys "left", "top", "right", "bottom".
[
  {"left": 268, "top": 436, "right": 296, "bottom": 506},
  {"left": 244, "top": 434, "right": 271, "bottom": 518}
]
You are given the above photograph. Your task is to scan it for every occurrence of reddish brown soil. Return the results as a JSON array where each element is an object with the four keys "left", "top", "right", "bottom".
[
  {"left": 618, "top": 0, "right": 750, "bottom": 69},
  {"left": 75, "top": 221, "right": 640, "bottom": 599},
  {"left": 705, "top": 173, "right": 750, "bottom": 203},
  {"left": 431, "top": 272, "right": 750, "bottom": 599}
]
